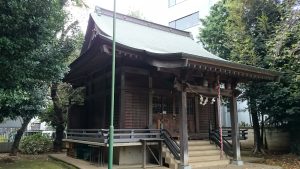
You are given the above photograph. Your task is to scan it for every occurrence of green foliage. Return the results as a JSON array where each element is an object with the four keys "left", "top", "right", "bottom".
[
  {"left": 291, "top": 144, "right": 300, "bottom": 155},
  {"left": 200, "top": 0, "right": 300, "bottom": 151},
  {"left": 0, "top": 0, "right": 65, "bottom": 86},
  {"left": 200, "top": 1, "right": 231, "bottom": 59},
  {"left": 40, "top": 83, "right": 85, "bottom": 128},
  {"left": 266, "top": 0, "right": 300, "bottom": 132},
  {"left": 20, "top": 133, "right": 52, "bottom": 154},
  {"left": 0, "top": 0, "right": 66, "bottom": 121},
  {"left": 0, "top": 0, "right": 83, "bottom": 122}
]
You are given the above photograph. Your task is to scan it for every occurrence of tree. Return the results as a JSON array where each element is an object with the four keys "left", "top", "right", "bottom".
[
  {"left": 265, "top": 0, "right": 300, "bottom": 151},
  {"left": 0, "top": 0, "right": 76, "bottom": 155},
  {"left": 41, "top": 83, "right": 85, "bottom": 151},
  {"left": 9, "top": 85, "right": 49, "bottom": 155},
  {"left": 199, "top": 0, "right": 299, "bottom": 154},
  {"left": 199, "top": 0, "right": 231, "bottom": 60},
  {"left": 225, "top": 0, "right": 278, "bottom": 151}
]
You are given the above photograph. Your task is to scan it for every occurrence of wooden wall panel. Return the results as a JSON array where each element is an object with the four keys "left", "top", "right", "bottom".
[
  {"left": 125, "top": 73, "right": 148, "bottom": 88},
  {"left": 68, "top": 105, "right": 86, "bottom": 129},
  {"left": 198, "top": 103, "right": 216, "bottom": 133},
  {"left": 124, "top": 90, "right": 149, "bottom": 129}
]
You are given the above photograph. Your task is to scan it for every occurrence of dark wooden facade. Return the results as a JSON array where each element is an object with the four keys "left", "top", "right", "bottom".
[
  {"left": 68, "top": 59, "right": 218, "bottom": 139},
  {"left": 65, "top": 7, "right": 280, "bottom": 167}
]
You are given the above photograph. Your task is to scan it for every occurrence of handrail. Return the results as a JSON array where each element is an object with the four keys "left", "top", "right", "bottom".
[
  {"left": 209, "top": 130, "right": 233, "bottom": 156},
  {"left": 161, "top": 129, "right": 180, "bottom": 160}
]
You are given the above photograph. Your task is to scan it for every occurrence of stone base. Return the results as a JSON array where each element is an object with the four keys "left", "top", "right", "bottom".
[
  {"left": 231, "top": 159, "right": 244, "bottom": 166},
  {"left": 180, "top": 165, "right": 192, "bottom": 169}
]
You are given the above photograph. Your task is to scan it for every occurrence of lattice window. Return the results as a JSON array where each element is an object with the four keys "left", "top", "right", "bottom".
[{"left": 153, "top": 95, "right": 173, "bottom": 114}]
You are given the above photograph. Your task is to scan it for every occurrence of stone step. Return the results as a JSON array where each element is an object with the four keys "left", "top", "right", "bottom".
[
  {"left": 189, "top": 149, "right": 220, "bottom": 156},
  {"left": 162, "top": 140, "right": 228, "bottom": 169},
  {"left": 189, "top": 155, "right": 221, "bottom": 162},
  {"left": 189, "top": 145, "right": 217, "bottom": 151},
  {"left": 188, "top": 141, "right": 211, "bottom": 146},
  {"left": 170, "top": 162, "right": 180, "bottom": 169},
  {"left": 190, "top": 159, "right": 230, "bottom": 168},
  {"left": 177, "top": 140, "right": 211, "bottom": 146}
]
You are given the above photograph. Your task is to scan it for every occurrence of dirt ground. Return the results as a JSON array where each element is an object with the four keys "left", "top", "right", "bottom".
[
  {"left": 264, "top": 154, "right": 300, "bottom": 169},
  {"left": 1, "top": 153, "right": 299, "bottom": 169}
]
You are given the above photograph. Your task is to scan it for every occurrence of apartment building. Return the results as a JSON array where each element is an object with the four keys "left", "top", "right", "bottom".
[{"left": 167, "top": 0, "right": 219, "bottom": 39}]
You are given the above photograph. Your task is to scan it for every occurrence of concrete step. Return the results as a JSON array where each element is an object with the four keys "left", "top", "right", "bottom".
[
  {"left": 189, "top": 155, "right": 221, "bottom": 163},
  {"left": 190, "top": 159, "right": 230, "bottom": 168},
  {"left": 189, "top": 149, "right": 220, "bottom": 156}
]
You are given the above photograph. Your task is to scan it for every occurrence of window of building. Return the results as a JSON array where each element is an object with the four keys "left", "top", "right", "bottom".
[
  {"left": 153, "top": 95, "right": 173, "bottom": 114},
  {"left": 168, "top": 0, "right": 176, "bottom": 7},
  {"left": 168, "top": 12, "right": 199, "bottom": 30},
  {"left": 168, "top": 0, "right": 186, "bottom": 7},
  {"left": 173, "top": 96, "right": 195, "bottom": 114}
]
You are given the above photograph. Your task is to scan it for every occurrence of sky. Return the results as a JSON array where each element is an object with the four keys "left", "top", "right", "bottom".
[{"left": 68, "top": 0, "right": 169, "bottom": 32}]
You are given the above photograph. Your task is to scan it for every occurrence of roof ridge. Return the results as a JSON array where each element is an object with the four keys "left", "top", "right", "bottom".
[{"left": 94, "top": 6, "right": 193, "bottom": 38}]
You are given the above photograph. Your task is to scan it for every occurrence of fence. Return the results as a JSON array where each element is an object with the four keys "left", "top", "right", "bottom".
[{"left": 0, "top": 128, "right": 18, "bottom": 153}]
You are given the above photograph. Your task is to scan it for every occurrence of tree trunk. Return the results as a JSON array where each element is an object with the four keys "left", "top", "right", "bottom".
[
  {"left": 10, "top": 117, "right": 31, "bottom": 156},
  {"left": 51, "top": 82, "right": 65, "bottom": 152},
  {"left": 260, "top": 114, "right": 266, "bottom": 150},
  {"left": 249, "top": 98, "right": 263, "bottom": 154}
]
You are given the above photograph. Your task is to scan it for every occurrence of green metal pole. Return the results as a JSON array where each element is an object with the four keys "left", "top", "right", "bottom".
[{"left": 108, "top": 0, "right": 116, "bottom": 169}]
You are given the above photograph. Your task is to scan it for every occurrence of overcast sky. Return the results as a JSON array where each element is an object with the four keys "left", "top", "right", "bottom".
[{"left": 69, "top": 0, "right": 169, "bottom": 32}]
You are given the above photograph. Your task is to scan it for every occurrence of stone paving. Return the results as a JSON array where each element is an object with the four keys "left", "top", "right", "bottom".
[{"left": 49, "top": 153, "right": 282, "bottom": 169}]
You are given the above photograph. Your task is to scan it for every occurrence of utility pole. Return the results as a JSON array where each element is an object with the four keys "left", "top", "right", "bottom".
[{"left": 108, "top": 0, "right": 116, "bottom": 168}]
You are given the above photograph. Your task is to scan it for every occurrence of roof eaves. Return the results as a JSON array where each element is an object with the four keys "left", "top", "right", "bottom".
[{"left": 181, "top": 53, "right": 281, "bottom": 80}]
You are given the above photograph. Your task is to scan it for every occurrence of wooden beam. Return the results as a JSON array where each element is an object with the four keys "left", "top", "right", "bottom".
[
  {"left": 147, "top": 58, "right": 187, "bottom": 68},
  {"left": 174, "top": 80, "right": 233, "bottom": 97},
  {"left": 230, "top": 92, "right": 243, "bottom": 165},
  {"left": 156, "top": 67, "right": 180, "bottom": 77},
  {"left": 123, "top": 66, "right": 149, "bottom": 75}
]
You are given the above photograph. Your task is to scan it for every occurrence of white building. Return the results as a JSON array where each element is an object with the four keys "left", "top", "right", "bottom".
[{"left": 167, "top": 0, "right": 219, "bottom": 40}]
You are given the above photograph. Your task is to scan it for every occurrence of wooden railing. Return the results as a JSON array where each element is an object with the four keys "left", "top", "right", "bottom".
[
  {"left": 209, "top": 130, "right": 233, "bottom": 156},
  {"left": 161, "top": 129, "right": 180, "bottom": 160},
  {"left": 217, "top": 128, "right": 248, "bottom": 140},
  {"left": 67, "top": 128, "right": 181, "bottom": 161},
  {"left": 66, "top": 129, "right": 161, "bottom": 143}
]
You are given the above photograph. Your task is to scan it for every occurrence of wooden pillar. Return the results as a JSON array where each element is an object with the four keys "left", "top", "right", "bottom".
[
  {"left": 195, "top": 96, "right": 200, "bottom": 133},
  {"left": 119, "top": 71, "right": 126, "bottom": 128},
  {"left": 230, "top": 92, "right": 243, "bottom": 165},
  {"left": 148, "top": 76, "right": 153, "bottom": 128},
  {"left": 142, "top": 140, "right": 146, "bottom": 169},
  {"left": 179, "top": 90, "right": 191, "bottom": 169}
]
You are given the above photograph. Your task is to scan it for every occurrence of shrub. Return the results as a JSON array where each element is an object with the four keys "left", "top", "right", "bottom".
[
  {"left": 291, "top": 143, "right": 300, "bottom": 155},
  {"left": 20, "top": 133, "right": 52, "bottom": 154}
]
